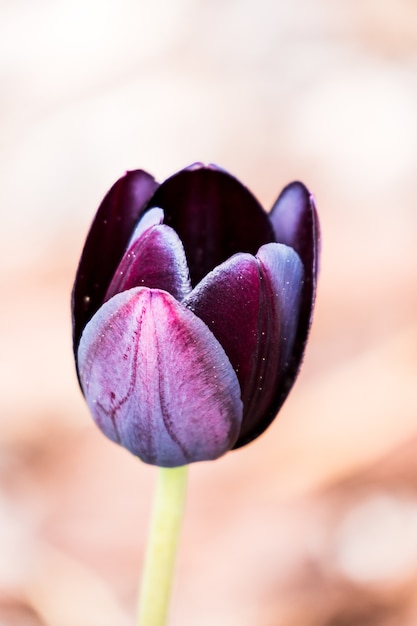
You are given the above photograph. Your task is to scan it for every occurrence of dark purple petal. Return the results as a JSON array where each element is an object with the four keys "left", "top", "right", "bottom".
[
  {"left": 72, "top": 170, "right": 159, "bottom": 357},
  {"left": 184, "top": 243, "right": 304, "bottom": 447},
  {"left": 77, "top": 287, "right": 243, "bottom": 467},
  {"left": 269, "top": 181, "right": 319, "bottom": 285},
  {"left": 146, "top": 164, "right": 276, "bottom": 286},
  {"left": 105, "top": 224, "right": 191, "bottom": 302},
  {"left": 269, "top": 182, "right": 320, "bottom": 412}
]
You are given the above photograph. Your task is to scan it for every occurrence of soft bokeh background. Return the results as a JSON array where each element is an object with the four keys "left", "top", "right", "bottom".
[{"left": 1, "top": 1, "right": 417, "bottom": 624}]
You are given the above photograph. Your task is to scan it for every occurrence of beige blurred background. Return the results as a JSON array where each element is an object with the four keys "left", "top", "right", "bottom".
[{"left": 1, "top": 0, "right": 417, "bottom": 624}]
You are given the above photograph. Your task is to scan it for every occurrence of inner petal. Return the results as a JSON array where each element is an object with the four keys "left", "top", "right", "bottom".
[
  {"left": 105, "top": 224, "right": 192, "bottom": 302},
  {"left": 147, "top": 165, "right": 276, "bottom": 286},
  {"left": 184, "top": 243, "right": 304, "bottom": 447}
]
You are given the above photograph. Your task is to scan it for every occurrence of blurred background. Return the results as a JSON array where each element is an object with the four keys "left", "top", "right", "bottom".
[{"left": 1, "top": 0, "right": 417, "bottom": 624}]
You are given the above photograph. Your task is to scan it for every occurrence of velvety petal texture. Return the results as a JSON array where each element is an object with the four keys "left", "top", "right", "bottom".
[
  {"left": 72, "top": 164, "right": 319, "bottom": 467},
  {"left": 78, "top": 288, "right": 243, "bottom": 467}
]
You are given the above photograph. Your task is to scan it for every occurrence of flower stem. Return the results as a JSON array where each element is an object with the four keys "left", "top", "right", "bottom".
[{"left": 137, "top": 465, "right": 188, "bottom": 626}]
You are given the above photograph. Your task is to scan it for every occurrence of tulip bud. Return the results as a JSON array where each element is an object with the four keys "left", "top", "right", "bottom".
[{"left": 72, "top": 164, "right": 319, "bottom": 467}]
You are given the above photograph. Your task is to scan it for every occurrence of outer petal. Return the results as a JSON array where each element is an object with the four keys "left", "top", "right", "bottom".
[
  {"left": 146, "top": 164, "right": 276, "bottom": 286},
  {"left": 77, "top": 287, "right": 243, "bottom": 467},
  {"left": 72, "top": 170, "right": 159, "bottom": 357},
  {"left": 184, "top": 243, "right": 304, "bottom": 447},
  {"left": 105, "top": 224, "right": 191, "bottom": 302},
  {"left": 269, "top": 181, "right": 319, "bottom": 287},
  {"left": 269, "top": 182, "right": 320, "bottom": 412}
]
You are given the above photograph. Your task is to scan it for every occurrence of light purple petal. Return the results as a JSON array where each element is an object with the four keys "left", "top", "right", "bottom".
[
  {"left": 184, "top": 243, "right": 304, "bottom": 446},
  {"left": 78, "top": 287, "right": 243, "bottom": 467},
  {"left": 105, "top": 224, "right": 192, "bottom": 302},
  {"left": 72, "top": 170, "right": 159, "bottom": 357}
]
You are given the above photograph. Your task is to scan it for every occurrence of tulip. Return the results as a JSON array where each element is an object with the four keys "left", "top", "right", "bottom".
[{"left": 72, "top": 164, "right": 319, "bottom": 467}]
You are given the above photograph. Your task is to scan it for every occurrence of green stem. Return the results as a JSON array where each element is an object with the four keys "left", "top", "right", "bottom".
[{"left": 137, "top": 465, "right": 188, "bottom": 626}]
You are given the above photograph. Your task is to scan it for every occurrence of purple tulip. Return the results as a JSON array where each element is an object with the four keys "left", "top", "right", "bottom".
[{"left": 72, "top": 164, "right": 319, "bottom": 467}]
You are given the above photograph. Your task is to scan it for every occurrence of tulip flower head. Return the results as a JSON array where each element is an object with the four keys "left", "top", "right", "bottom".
[{"left": 72, "top": 164, "right": 319, "bottom": 467}]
